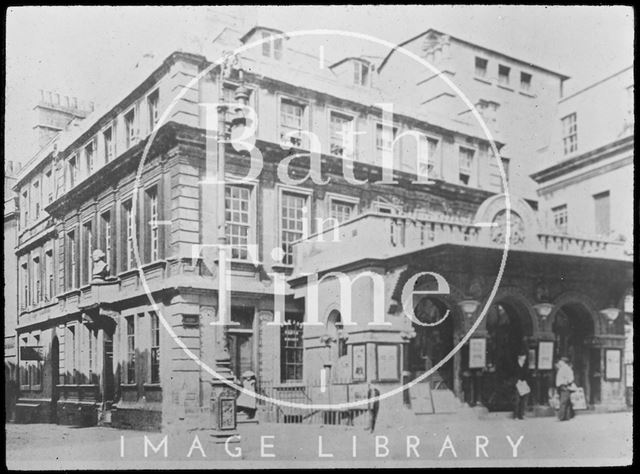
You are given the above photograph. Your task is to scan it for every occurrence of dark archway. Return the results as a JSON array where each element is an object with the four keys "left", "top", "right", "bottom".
[
  {"left": 553, "top": 303, "right": 597, "bottom": 404},
  {"left": 408, "top": 297, "right": 454, "bottom": 390},
  {"left": 482, "top": 299, "right": 533, "bottom": 411},
  {"left": 327, "top": 310, "right": 347, "bottom": 358}
]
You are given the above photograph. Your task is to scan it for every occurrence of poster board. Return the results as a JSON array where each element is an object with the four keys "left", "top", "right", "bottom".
[
  {"left": 528, "top": 348, "right": 537, "bottom": 370},
  {"left": 537, "top": 341, "right": 554, "bottom": 370},
  {"left": 570, "top": 387, "right": 587, "bottom": 410},
  {"left": 376, "top": 344, "right": 400, "bottom": 381},
  {"left": 605, "top": 349, "right": 622, "bottom": 381},
  {"left": 352, "top": 344, "right": 366, "bottom": 382},
  {"left": 469, "top": 338, "right": 486, "bottom": 369},
  {"left": 409, "top": 382, "right": 434, "bottom": 414}
]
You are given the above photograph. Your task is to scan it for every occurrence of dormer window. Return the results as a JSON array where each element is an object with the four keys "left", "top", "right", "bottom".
[
  {"left": 242, "top": 27, "right": 287, "bottom": 61},
  {"left": 353, "top": 61, "right": 371, "bottom": 86},
  {"left": 261, "top": 31, "right": 283, "bottom": 60},
  {"left": 330, "top": 58, "right": 373, "bottom": 87}
]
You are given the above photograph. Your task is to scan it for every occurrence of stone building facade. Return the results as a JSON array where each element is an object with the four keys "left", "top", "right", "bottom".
[{"left": 10, "top": 24, "right": 632, "bottom": 430}]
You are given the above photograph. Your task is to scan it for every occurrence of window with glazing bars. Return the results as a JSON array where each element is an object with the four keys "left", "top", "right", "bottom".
[
  {"left": 281, "top": 316, "right": 303, "bottom": 382},
  {"left": 552, "top": 204, "right": 568, "bottom": 233},
  {"left": 329, "top": 112, "right": 354, "bottom": 157},
  {"left": 125, "top": 316, "right": 135, "bottom": 383},
  {"left": 330, "top": 200, "right": 355, "bottom": 224},
  {"left": 562, "top": 113, "right": 578, "bottom": 155},
  {"left": 124, "top": 200, "right": 134, "bottom": 270},
  {"left": 150, "top": 311, "right": 160, "bottom": 384},
  {"left": 225, "top": 185, "right": 250, "bottom": 260},
  {"left": 280, "top": 99, "right": 304, "bottom": 147},
  {"left": 147, "top": 187, "right": 159, "bottom": 261},
  {"left": 280, "top": 192, "right": 307, "bottom": 265}
]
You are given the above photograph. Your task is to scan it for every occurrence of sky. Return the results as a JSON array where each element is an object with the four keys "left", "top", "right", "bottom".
[{"left": 4, "top": 5, "right": 634, "bottom": 165}]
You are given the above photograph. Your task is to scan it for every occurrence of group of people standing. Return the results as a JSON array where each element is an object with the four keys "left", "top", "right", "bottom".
[{"left": 513, "top": 352, "right": 577, "bottom": 421}]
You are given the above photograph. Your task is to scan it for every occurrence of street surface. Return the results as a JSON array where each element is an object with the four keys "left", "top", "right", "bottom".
[{"left": 5, "top": 411, "right": 632, "bottom": 469}]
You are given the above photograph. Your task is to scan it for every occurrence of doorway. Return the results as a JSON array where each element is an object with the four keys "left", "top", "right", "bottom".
[
  {"left": 103, "top": 330, "right": 115, "bottom": 405},
  {"left": 50, "top": 336, "right": 59, "bottom": 423},
  {"left": 483, "top": 301, "right": 531, "bottom": 411},
  {"left": 408, "top": 297, "right": 454, "bottom": 389},
  {"left": 228, "top": 306, "right": 255, "bottom": 379},
  {"left": 553, "top": 304, "right": 595, "bottom": 404}
]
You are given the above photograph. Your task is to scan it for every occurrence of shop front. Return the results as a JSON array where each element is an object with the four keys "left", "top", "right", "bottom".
[{"left": 289, "top": 197, "right": 633, "bottom": 416}]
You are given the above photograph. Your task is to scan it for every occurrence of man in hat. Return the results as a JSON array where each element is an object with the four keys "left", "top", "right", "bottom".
[
  {"left": 514, "top": 351, "right": 530, "bottom": 420},
  {"left": 367, "top": 383, "right": 380, "bottom": 433},
  {"left": 555, "top": 357, "right": 575, "bottom": 421}
]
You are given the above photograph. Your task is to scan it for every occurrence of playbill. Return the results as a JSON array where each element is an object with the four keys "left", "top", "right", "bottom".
[{"left": 4, "top": 5, "right": 634, "bottom": 469}]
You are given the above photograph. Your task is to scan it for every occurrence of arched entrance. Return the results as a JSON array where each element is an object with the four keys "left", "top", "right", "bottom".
[
  {"left": 408, "top": 297, "right": 454, "bottom": 389},
  {"left": 553, "top": 303, "right": 597, "bottom": 404},
  {"left": 482, "top": 299, "right": 533, "bottom": 411}
]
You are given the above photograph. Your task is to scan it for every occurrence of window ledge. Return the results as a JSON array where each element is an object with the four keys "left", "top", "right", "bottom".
[
  {"left": 19, "top": 299, "right": 59, "bottom": 315},
  {"left": 118, "top": 268, "right": 140, "bottom": 279},
  {"left": 473, "top": 76, "right": 492, "bottom": 85},
  {"left": 272, "top": 382, "right": 306, "bottom": 388},
  {"left": 141, "top": 260, "right": 167, "bottom": 271},
  {"left": 57, "top": 288, "right": 82, "bottom": 299},
  {"left": 518, "top": 90, "right": 537, "bottom": 98},
  {"left": 497, "top": 84, "right": 514, "bottom": 92},
  {"left": 143, "top": 383, "right": 162, "bottom": 390},
  {"left": 120, "top": 383, "right": 137, "bottom": 389},
  {"left": 271, "top": 264, "right": 294, "bottom": 273}
]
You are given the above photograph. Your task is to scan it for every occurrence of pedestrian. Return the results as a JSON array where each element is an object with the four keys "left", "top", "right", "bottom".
[
  {"left": 367, "top": 383, "right": 380, "bottom": 433},
  {"left": 514, "top": 351, "right": 530, "bottom": 420},
  {"left": 555, "top": 356, "right": 575, "bottom": 421},
  {"left": 237, "top": 370, "right": 257, "bottom": 419}
]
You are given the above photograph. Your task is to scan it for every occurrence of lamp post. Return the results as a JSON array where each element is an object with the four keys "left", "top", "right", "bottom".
[
  {"left": 533, "top": 303, "right": 554, "bottom": 319},
  {"left": 458, "top": 299, "right": 480, "bottom": 319},
  {"left": 209, "top": 53, "right": 250, "bottom": 441},
  {"left": 533, "top": 302, "right": 555, "bottom": 329},
  {"left": 457, "top": 299, "right": 481, "bottom": 405},
  {"left": 600, "top": 307, "right": 621, "bottom": 327}
]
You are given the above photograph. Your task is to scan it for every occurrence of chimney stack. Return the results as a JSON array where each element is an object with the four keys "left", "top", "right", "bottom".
[{"left": 33, "top": 89, "right": 95, "bottom": 150}]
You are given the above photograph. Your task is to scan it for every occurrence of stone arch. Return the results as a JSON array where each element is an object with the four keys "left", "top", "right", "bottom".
[
  {"left": 474, "top": 193, "right": 539, "bottom": 246},
  {"left": 393, "top": 267, "right": 467, "bottom": 331},
  {"left": 549, "top": 290, "right": 601, "bottom": 336},
  {"left": 323, "top": 303, "right": 343, "bottom": 326},
  {"left": 485, "top": 286, "right": 538, "bottom": 336}
]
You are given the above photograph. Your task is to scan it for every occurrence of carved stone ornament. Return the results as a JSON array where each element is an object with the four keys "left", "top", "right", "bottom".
[
  {"left": 258, "top": 311, "right": 275, "bottom": 323},
  {"left": 491, "top": 210, "right": 525, "bottom": 246}
]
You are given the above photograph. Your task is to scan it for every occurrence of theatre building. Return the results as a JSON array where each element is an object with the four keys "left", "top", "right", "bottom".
[{"left": 11, "top": 23, "right": 632, "bottom": 431}]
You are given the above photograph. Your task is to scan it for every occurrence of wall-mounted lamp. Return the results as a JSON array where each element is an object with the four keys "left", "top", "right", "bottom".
[
  {"left": 533, "top": 302, "right": 555, "bottom": 319},
  {"left": 600, "top": 307, "right": 620, "bottom": 325},
  {"left": 458, "top": 299, "right": 480, "bottom": 318}
]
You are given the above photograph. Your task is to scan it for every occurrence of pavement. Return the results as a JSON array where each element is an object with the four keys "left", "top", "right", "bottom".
[{"left": 5, "top": 411, "right": 632, "bottom": 469}]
